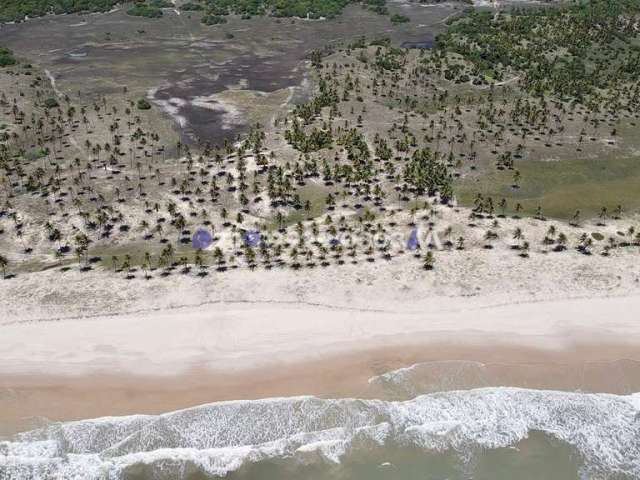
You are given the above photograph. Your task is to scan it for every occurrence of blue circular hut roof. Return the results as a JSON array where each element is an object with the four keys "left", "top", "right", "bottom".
[
  {"left": 192, "top": 228, "right": 214, "bottom": 249},
  {"left": 243, "top": 230, "right": 261, "bottom": 247}
]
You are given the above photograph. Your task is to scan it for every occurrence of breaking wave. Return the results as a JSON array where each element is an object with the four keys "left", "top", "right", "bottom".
[{"left": 1, "top": 386, "right": 639, "bottom": 479}]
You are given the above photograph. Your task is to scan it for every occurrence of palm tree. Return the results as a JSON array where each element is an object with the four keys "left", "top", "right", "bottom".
[
  {"left": 423, "top": 251, "right": 435, "bottom": 270},
  {"left": 122, "top": 254, "right": 132, "bottom": 272},
  {"left": 142, "top": 251, "right": 152, "bottom": 279},
  {"left": 512, "top": 170, "right": 521, "bottom": 189},
  {"left": 0, "top": 254, "right": 8, "bottom": 279},
  {"left": 484, "top": 230, "right": 498, "bottom": 249},
  {"left": 513, "top": 227, "right": 523, "bottom": 242},
  {"left": 514, "top": 203, "right": 523, "bottom": 218},
  {"left": 74, "top": 233, "right": 90, "bottom": 267},
  {"left": 289, "top": 247, "right": 300, "bottom": 268},
  {"left": 598, "top": 207, "right": 608, "bottom": 226},
  {"left": 614, "top": 205, "right": 623, "bottom": 219},
  {"left": 499, "top": 198, "right": 507, "bottom": 217},
  {"left": 571, "top": 210, "right": 581, "bottom": 227},
  {"left": 556, "top": 232, "right": 568, "bottom": 251},
  {"left": 213, "top": 247, "right": 224, "bottom": 265},
  {"left": 194, "top": 249, "right": 205, "bottom": 269}
]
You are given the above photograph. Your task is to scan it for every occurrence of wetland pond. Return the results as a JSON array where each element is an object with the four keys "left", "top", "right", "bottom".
[{"left": 0, "top": 3, "right": 455, "bottom": 146}]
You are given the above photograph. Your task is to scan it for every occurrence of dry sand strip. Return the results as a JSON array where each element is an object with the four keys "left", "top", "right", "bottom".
[{"left": 2, "top": 293, "right": 639, "bottom": 378}]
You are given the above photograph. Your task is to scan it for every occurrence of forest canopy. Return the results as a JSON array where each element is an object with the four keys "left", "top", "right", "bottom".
[
  {"left": 0, "top": 0, "right": 119, "bottom": 22},
  {"left": 0, "top": 0, "right": 390, "bottom": 23},
  {"left": 201, "top": 0, "right": 386, "bottom": 19},
  {"left": 436, "top": 0, "right": 640, "bottom": 100}
]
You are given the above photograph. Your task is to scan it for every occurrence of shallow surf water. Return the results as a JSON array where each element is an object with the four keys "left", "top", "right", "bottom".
[{"left": 1, "top": 363, "right": 639, "bottom": 480}]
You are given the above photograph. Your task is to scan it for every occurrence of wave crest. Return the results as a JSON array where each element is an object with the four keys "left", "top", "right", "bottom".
[{"left": 1, "top": 388, "right": 639, "bottom": 479}]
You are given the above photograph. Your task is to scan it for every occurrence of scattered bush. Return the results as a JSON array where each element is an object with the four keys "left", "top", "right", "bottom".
[
  {"left": 127, "top": 4, "right": 163, "bottom": 18},
  {"left": 43, "top": 97, "right": 59, "bottom": 109},
  {"left": 390, "top": 13, "right": 410, "bottom": 24},
  {"left": 137, "top": 98, "right": 152, "bottom": 110},
  {"left": 0, "top": 47, "right": 17, "bottom": 67},
  {"left": 181, "top": 2, "right": 204, "bottom": 11},
  {"left": 202, "top": 14, "right": 227, "bottom": 25}
]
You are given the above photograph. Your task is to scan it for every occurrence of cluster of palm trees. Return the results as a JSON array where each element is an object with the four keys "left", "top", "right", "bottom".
[{"left": 2, "top": 0, "right": 640, "bottom": 282}]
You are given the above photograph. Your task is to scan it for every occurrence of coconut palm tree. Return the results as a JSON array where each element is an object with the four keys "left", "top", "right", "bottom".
[
  {"left": 194, "top": 248, "right": 206, "bottom": 270},
  {"left": 423, "top": 251, "right": 435, "bottom": 270},
  {"left": 513, "top": 227, "right": 523, "bottom": 242},
  {"left": 571, "top": 210, "right": 581, "bottom": 227},
  {"left": 143, "top": 251, "right": 152, "bottom": 278},
  {"left": 0, "top": 254, "right": 8, "bottom": 279},
  {"left": 598, "top": 207, "right": 608, "bottom": 226},
  {"left": 122, "top": 254, "right": 132, "bottom": 273},
  {"left": 556, "top": 233, "right": 568, "bottom": 251}
]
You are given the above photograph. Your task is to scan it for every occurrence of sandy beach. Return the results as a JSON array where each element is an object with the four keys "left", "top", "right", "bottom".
[{"left": 2, "top": 244, "right": 640, "bottom": 437}]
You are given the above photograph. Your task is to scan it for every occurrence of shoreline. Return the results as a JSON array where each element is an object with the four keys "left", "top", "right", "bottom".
[
  {"left": 3, "top": 340, "right": 640, "bottom": 437},
  {"left": 2, "top": 241, "right": 640, "bottom": 438},
  {"left": 3, "top": 292, "right": 640, "bottom": 436}
]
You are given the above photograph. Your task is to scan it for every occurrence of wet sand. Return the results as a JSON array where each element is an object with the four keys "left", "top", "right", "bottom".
[{"left": 3, "top": 336, "right": 640, "bottom": 437}]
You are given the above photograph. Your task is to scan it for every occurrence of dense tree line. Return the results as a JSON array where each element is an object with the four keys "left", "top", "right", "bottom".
[
  {"left": 436, "top": 0, "right": 640, "bottom": 102},
  {"left": 202, "top": 0, "right": 348, "bottom": 19},
  {"left": 0, "top": 0, "right": 393, "bottom": 25},
  {"left": 0, "top": 0, "right": 118, "bottom": 22},
  {"left": 198, "top": 0, "right": 388, "bottom": 20}
]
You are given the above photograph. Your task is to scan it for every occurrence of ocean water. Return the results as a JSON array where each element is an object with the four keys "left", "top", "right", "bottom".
[{"left": 1, "top": 363, "right": 639, "bottom": 480}]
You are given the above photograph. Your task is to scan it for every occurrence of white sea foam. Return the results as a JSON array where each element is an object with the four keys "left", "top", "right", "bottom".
[
  {"left": 1, "top": 388, "right": 639, "bottom": 479},
  {"left": 368, "top": 359, "right": 490, "bottom": 396}
]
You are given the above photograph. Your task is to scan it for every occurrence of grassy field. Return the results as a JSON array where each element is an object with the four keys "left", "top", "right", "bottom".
[{"left": 456, "top": 155, "right": 640, "bottom": 219}]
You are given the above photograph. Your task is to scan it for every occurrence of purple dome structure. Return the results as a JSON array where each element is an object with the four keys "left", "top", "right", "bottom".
[
  {"left": 192, "top": 228, "right": 214, "bottom": 249},
  {"left": 243, "top": 230, "right": 261, "bottom": 247},
  {"left": 407, "top": 228, "right": 420, "bottom": 251}
]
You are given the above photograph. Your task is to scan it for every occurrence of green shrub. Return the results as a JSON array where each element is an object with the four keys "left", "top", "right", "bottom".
[
  {"left": 137, "top": 98, "right": 152, "bottom": 110},
  {"left": 181, "top": 2, "right": 204, "bottom": 11},
  {"left": 0, "top": 47, "right": 17, "bottom": 67},
  {"left": 43, "top": 97, "right": 60, "bottom": 109},
  {"left": 390, "top": 13, "right": 410, "bottom": 24},
  {"left": 202, "top": 14, "right": 227, "bottom": 25},
  {"left": 127, "top": 4, "right": 163, "bottom": 18}
]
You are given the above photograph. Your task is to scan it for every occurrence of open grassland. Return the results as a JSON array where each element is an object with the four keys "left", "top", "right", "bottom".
[{"left": 457, "top": 155, "right": 640, "bottom": 219}]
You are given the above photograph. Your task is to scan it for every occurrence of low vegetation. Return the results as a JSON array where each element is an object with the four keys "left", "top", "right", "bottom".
[{"left": 0, "top": 46, "right": 16, "bottom": 67}]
